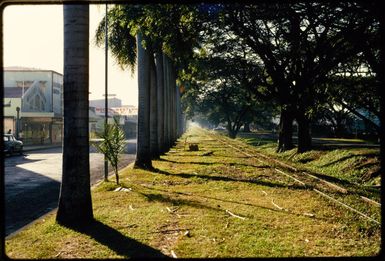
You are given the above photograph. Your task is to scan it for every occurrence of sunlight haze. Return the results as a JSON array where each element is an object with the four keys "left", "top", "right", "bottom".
[{"left": 3, "top": 4, "right": 138, "bottom": 106}]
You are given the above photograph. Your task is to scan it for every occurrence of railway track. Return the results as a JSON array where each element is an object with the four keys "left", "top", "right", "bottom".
[{"left": 195, "top": 129, "right": 381, "bottom": 225}]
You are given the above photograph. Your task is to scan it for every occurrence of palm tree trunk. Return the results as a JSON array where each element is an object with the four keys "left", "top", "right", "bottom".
[
  {"left": 170, "top": 63, "right": 177, "bottom": 144},
  {"left": 175, "top": 84, "right": 182, "bottom": 138},
  {"left": 155, "top": 51, "right": 165, "bottom": 153},
  {"left": 149, "top": 50, "right": 159, "bottom": 158},
  {"left": 163, "top": 54, "right": 171, "bottom": 150},
  {"left": 134, "top": 32, "right": 152, "bottom": 169},
  {"left": 56, "top": 4, "right": 93, "bottom": 226}
]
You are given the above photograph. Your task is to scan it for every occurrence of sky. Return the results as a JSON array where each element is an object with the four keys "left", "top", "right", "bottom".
[{"left": 3, "top": 4, "right": 138, "bottom": 106}]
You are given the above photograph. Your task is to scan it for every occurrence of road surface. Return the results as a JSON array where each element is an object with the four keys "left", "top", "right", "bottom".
[{"left": 4, "top": 139, "right": 136, "bottom": 237}]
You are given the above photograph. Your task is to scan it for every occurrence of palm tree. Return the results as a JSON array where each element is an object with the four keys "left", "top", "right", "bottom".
[
  {"left": 171, "top": 66, "right": 177, "bottom": 144},
  {"left": 163, "top": 54, "right": 172, "bottom": 148},
  {"left": 155, "top": 51, "right": 165, "bottom": 153},
  {"left": 56, "top": 4, "right": 93, "bottom": 226},
  {"left": 94, "top": 5, "right": 200, "bottom": 158},
  {"left": 134, "top": 32, "right": 152, "bottom": 169},
  {"left": 95, "top": 6, "right": 154, "bottom": 168},
  {"left": 149, "top": 49, "right": 159, "bottom": 158}
]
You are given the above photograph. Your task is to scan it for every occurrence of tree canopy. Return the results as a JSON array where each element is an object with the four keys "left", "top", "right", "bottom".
[{"left": 95, "top": 2, "right": 381, "bottom": 152}]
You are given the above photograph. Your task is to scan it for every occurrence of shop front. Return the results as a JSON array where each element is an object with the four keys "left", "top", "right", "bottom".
[{"left": 20, "top": 112, "right": 62, "bottom": 145}]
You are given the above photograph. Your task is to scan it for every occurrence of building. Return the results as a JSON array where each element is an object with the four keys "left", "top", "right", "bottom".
[
  {"left": 89, "top": 98, "right": 138, "bottom": 138},
  {"left": 112, "top": 105, "right": 138, "bottom": 138},
  {"left": 89, "top": 97, "right": 122, "bottom": 108},
  {"left": 3, "top": 67, "right": 63, "bottom": 145}
]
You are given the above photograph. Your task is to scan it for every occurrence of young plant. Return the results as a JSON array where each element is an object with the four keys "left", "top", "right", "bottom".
[{"left": 95, "top": 118, "right": 126, "bottom": 185}]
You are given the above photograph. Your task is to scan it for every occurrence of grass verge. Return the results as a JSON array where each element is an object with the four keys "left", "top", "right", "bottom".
[{"left": 5, "top": 127, "right": 381, "bottom": 258}]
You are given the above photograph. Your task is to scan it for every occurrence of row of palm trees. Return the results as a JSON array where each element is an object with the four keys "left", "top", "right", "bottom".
[
  {"left": 135, "top": 31, "right": 184, "bottom": 169},
  {"left": 56, "top": 5, "right": 184, "bottom": 227}
]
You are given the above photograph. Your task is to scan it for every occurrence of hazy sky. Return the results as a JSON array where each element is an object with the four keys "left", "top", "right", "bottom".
[{"left": 3, "top": 4, "right": 138, "bottom": 106}]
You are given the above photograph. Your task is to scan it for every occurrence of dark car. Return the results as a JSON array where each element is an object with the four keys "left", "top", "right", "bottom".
[{"left": 4, "top": 134, "right": 23, "bottom": 155}]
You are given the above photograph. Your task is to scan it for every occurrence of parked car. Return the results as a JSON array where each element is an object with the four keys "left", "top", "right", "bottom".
[{"left": 4, "top": 134, "right": 23, "bottom": 155}]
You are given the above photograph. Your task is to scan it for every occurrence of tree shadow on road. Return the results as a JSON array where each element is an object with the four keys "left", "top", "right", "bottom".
[
  {"left": 70, "top": 220, "right": 168, "bottom": 258},
  {"left": 5, "top": 167, "right": 61, "bottom": 237}
]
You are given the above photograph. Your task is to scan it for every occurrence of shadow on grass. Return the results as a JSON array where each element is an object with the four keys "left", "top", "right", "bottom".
[
  {"left": 153, "top": 168, "right": 307, "bottom": 190},
  {"left": 302, "top": 170, "right": 381, "bottom": 198},
  {"left": 138, "top": 191, "right": 222, "bottom": 213},
  {"left": 140, "top": 184, "right": 328, "bottom": 221},
  {"left": 69, "top": 220, "right": 168, "bottom": 258},
  {"left": 319, "top": 153, "right": 379, "bottom": 168},
  {"left": 302, "top": 170, "right": 353, "bottom": 186},
  {"left": 213, "top": 154, "right": 254, "bottom": 159},
  {"left": 227, "top": 162, "right": 270, "bottom": 169},
  {"left": 162, "top": 154, "right": 251, "bottom": 159},
  {"left": 158, "top": 158, "right": 216, "bottom": 166},
  {"left": 157, "top": 158, "right": 269, "bottom": 169}
]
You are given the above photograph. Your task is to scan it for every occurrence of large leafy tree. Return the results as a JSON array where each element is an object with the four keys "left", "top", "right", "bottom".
[{"left": 215, "top": 2, "right": 378, "bottom": 152}]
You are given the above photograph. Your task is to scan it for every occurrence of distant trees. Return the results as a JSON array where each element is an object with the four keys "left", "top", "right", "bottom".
[{"left": 182, "top": 49, "right": 269, "bottom": 138}]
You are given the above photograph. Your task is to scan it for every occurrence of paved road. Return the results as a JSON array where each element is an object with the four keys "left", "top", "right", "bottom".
[{"left": 4, "top": 139, "right": 136, "bottom": 237}]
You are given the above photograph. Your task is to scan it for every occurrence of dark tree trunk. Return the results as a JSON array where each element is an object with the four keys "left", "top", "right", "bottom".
[
  {"left": 155, "top": 52, "right": 165, "bottom": 153},
  {"left": 56, "top": 4, "right": 93, "bottom": 226},
  {"left": 175, "top": 85, "right": 182, "bottom": 138},
  {"left": 170, "top": 65, "right": 177, "bottom": 145},
  {"left": 149, "top": 51, "right": 159, "bottom": 158},
  {"left": 227, "top": 120, "right": 237, "bottom": 139},
  {"left": 334, "top": 117, "right": 347, "bottom": 138},
  {"left": 228, "top": 129, "right": 237, "bottom": 139},
  {"left": 277, "top": 106, "right": 294, "bottom": 152},
  {"left": 243, "top": 122, "right": 251, "bottom": 132},
  {"left": 296, "top": 110, "right": 312, "bottom": 153},
  {"left": 229, "top": 132, "right": 237, "bottom": 139},
  {"left": 134, "top": 32, "right": 152, "bottom": 169},
  {"left": 163, "top": 54, "right": 171, "bottom": 150}
]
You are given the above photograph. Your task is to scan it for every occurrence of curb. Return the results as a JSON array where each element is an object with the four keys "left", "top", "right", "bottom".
[{"left": 22, "top": 145, "right": 62, "bottom": 153}]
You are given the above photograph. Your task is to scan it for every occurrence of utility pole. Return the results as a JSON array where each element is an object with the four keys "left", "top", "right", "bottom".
[
  {"left": 16, "top": 107, "right": 20, "bottom": 139},
  {"left": 104, "top": 2, "right": 109, "bottom": 181}
]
